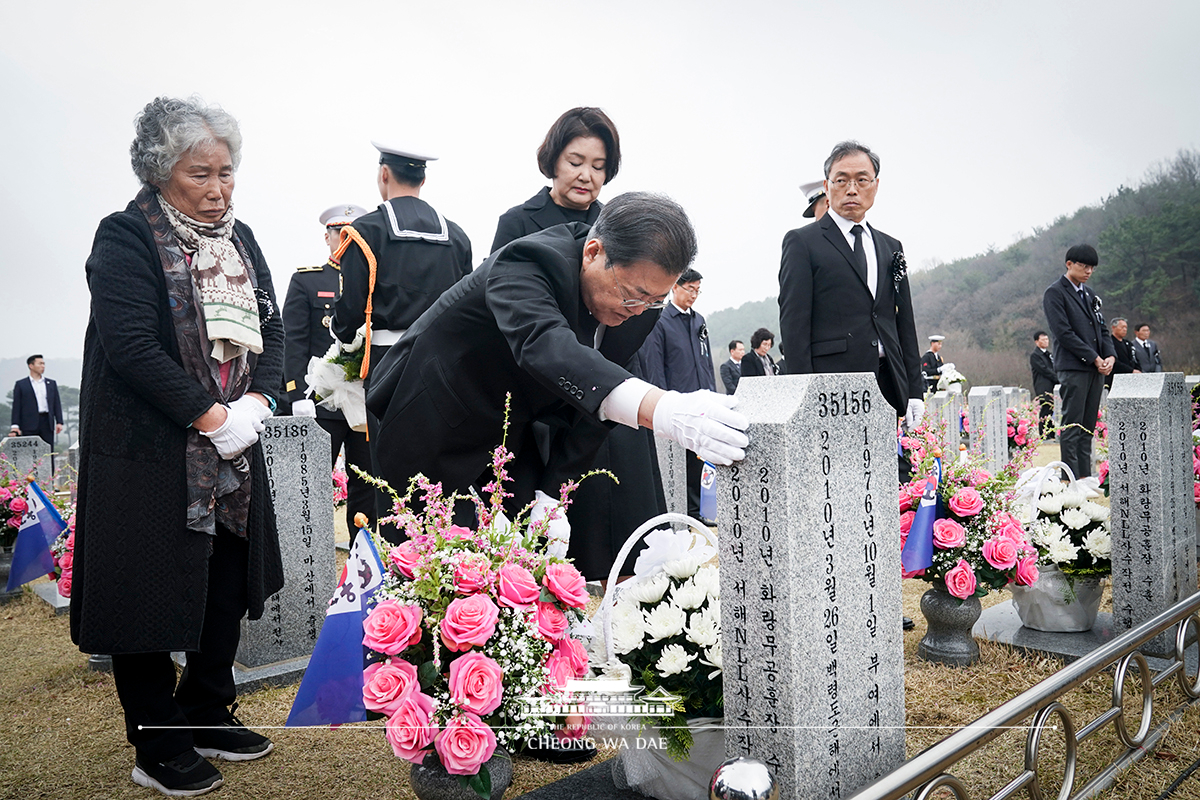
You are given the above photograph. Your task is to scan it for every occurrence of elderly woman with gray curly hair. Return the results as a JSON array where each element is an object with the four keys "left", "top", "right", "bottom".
[{"left": 71, "top": 96, "right": 285, "bottom": 797}]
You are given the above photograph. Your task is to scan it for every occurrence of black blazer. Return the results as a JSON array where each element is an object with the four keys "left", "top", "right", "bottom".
[
  {"left": 10, "top": 376, "right": 63, "bottom": 433},
  {"left": 639, "top": 305, "right": 716, "bottom": 393},
  {"left": 739, "top": 350, "right": 775, "bottom": 379},
  {"left": 719, "top": 359, "right": 741, "bottom": 394},
  {"left": 1132, "top": 338, "right": 1163, "bottom": 372},
  {"left": 366, "top": 223, "right": 658, "bottom": 507},
  {"left": 282, "top": 260, "right": 344, "bottom": 419},
  {"left": 491, "top": 187, "right": 602, "bottom": 253},
  {"left": 1041, "top": 276, "right": 1114, "bottom": 373},
  {"left": 1030, "top": 348, "right": 1056, "bottom": 397},
  {"left": 778, "top": 214, "right": 923, "bottom": 414}
]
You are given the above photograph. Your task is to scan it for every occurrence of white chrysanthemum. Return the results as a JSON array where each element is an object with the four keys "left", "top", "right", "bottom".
[
  {"left": 600, "top": 660, "right": 632, "bottom": 682},
  {"left": 663, "top": 552, "right": 708, "bottom": 580},
  {"left": 671, "top": 578, "right": 707, "bottom": 610},
  {"left": 611, "top": 615, "right": 646, "bottom": 655},
  {"left": 1059, "top": 507, "right": 1091, "bottom": 530},
  {"left": 621, "top": 572, "right": 670, "bottom": 604},
  {"left": 643, "top": 602, "right": 687, "bottom": 642},
  {"left": 1037, "top": 494, "right": 1064, "bottom": 515},
  {"left": 1059, "top": 487, "right": 1086, "bottom": 509},
  {"left": 1081, "top": 501, "right": 1110, "bottom": 522},
  {"left": 611, "top": 599, "right": 643, "bottom": 625},
  {"left": 1040, "top": 480, "right": 1064, "bottom": 495},
  {"left": 685, "top": 607, "right": 719, "bottom": 647},
  {"left": 656, "top": 644, "right": 696, "bottom": 677},
  {"left": 708, "top": 596, "right": 721, "bottom": 620},
  {"left": 693, "top": 565, "right": 720, "bottom": 600},
  {"left": 1047, "top": 537, "right": 1080, "bottom": 564},
  {"left": 1031, "top": 521, "right": 1063, "bottom": 548},
  {"left": 1082, "top": 528, "right": 1112, "bottom": 559},
  {"left": 700, "top": 641, "right": 722, "bottom": 679}
]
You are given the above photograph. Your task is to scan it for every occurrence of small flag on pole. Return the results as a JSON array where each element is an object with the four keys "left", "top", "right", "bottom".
[
  {"left": 286, "top": 529, "right": 385, "bottom": 726},
  {"left": 6, "top": 482, "right": 65, "bottom": 593},
  {"left": 901, "top": 457, "right": 941, "bottom": 574}
]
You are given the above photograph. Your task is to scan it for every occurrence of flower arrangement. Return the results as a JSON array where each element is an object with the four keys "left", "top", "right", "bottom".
[
  {"left": 937, "top": 364, "right": 967, "bottom": 392},
  {"left": 1019, "top": 477, "right": 1110, "bottom": 582},
  {"left": 50, "top": 513, "right": 75, "bottom": 597},
  {"left": 1006, "top": 403, "right": 1039, "bottom": 451},
  {"left": 593, "top": 527, "right": 721, "bottom": 761},
  {"left": 332, "top": 467, "right": 349, "bottom": 507},
  {"left": 899, "top": 417, "right": 949, "bottom": 476},
  {"left": 306, "top": 325, "right": 368, "bottom": 431},
  {"left": 899, "top": 453, "right": 1038, "bottom": 599},
  {"left": 0, "top": 457, "right": 32, "bottom": 549},
  {"left": 357, "top": 404, "right": 596, "bottom": 797}
]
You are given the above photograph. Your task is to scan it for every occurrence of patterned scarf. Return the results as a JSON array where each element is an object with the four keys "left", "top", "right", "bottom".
[
  {"left": 159, "top": 197, "right": 263, "bottom": 363},
  {"left": 136, "top": 188, "right": 256, "bottom": 537}
]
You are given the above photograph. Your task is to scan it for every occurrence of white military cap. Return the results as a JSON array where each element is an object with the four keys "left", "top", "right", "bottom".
[
  {"left": 929, "top": 334, "right": 946, "bottom": 342},
  {"left": 371, "top": 141, "right": 439, "bottom": 165},
  {"left": 319, "top": 204, "right": 368, "bottom": 227},
  {"left": 799, "top": 179, "right": 826, "bottom": 218}
]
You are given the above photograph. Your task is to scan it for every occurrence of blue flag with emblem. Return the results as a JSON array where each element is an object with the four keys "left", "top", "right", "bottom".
[
  {"left": 6, "top": 482, "right": 65, "bottom": 593},
  {"left": 901, "top": 457, "right": 940, "bottom": 573}
]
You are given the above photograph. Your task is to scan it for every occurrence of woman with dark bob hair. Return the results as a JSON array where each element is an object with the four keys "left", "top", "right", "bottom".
[
  {"left": 489, "top": 106, "right": 621, "bottom": 251},
  {"left": 72, "top": 96, "right": 284, "bottom": 796}
]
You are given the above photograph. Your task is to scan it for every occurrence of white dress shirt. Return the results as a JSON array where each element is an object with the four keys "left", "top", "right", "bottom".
[
  {"left": 31, "top": 376, "right": 49, "bottom": 414},
  {"left": 828, "top": 209, "right": 878, "bottom": 299}
]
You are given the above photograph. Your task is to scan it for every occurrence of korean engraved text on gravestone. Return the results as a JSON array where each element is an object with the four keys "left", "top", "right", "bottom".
[
  {"left": 967, "top": 386, "right": 1006, "bottom": 473},
  {"left": 718, "top": 374, "right": 904, "bottom": 799},
  {"left": 0, "top": 436, "right": 52, "bottom": 488},
  {"left": 655, "top": 437, "right": 688, "bottom": 517},
  {"left": 237, "top": 417, "right": 335, "bottom": 668}
]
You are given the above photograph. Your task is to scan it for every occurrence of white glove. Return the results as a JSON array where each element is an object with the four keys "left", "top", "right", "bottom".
[
  {"left": 905, "top": 398, "right": 925, "bottom": 423},
  {"left": 530, "top": 489, "right": 570, "bottom": 559},
  {"left": 230, "top": 395, "right": 273, "bottom": 431},
  {"left": 200, "top": 403, "right": 262, "bottom": 459},
  {"left": 652, "top": 390, "right": 749, "bottom": 466},
  {"left": 938, "top": 362, "right": 954, "bottom": 374}
]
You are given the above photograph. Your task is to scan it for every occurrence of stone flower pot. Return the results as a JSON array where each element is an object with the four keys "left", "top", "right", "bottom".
[
  {"left": 409, "top": 748, "right": 511, "bottom": 800},
  {"left": 1010, "top": 563, "right": 1104, "bottom": 632},
  {"left": 917, "top": 584, "right": 981, "bottom": 667}
]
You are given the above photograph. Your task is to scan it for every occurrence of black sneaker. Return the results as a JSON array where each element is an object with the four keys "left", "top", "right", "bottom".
[
  {"left": 192, "top": 704, "right": 274, "bottom": 762},
  {"left": 132, "top": 750, "right": 223, "bottom": 797}
]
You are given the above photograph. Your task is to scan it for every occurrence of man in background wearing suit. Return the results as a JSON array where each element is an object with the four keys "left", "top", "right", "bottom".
[
  {"left": 1042, "top": 244, "right": 1114, "bottom": 479},
  {"left": 778, "top": 140, "right": 925, "bottom": 426},
  {"left": 9, "top": 354, "right": 63, "bottom": 446},
  {"left": 641, "top": 268, "right": 717, "bottom": 522},
  {"left": 720, "top": 340, "right": 744, "bottom": 394},
  {"left": 1132, "top": 323, "right": 1164, "bottom": 372},
  {"left": 1029, "top": 331, "right": 1057, "bottom": 440},
  {"left": 1106, "top": 317, "right": 1139, "bottom": 390}
]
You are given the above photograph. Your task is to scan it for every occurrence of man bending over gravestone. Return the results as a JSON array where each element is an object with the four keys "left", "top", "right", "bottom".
[{"left": 1042, "top": 244, "right": 1114, "bottom": 479}]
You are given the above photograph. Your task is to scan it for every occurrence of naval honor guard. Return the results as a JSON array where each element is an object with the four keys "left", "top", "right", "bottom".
[{"left": 921, "top": 334, "right": 945, "bottom": 394}]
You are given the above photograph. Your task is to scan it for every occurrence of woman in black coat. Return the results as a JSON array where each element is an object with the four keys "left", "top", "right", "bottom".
[
  {"left": 490, "top": 108, "right": 666, "bottom": 582},
  {"left": 72, "top": 97, "right": 284, "bottom": 797}
]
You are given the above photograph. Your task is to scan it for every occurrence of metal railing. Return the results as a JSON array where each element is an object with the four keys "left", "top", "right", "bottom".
[{"left": 847, "top": 591, "right": 1200, "bottom": 800}]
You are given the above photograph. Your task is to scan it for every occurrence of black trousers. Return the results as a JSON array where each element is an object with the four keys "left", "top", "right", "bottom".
[
  {"left": 34, "top": 412, "right": 55, "bottom": 446},
  {"left": 111, "top": 529, "right": 248, "bottom": 762},
  {"left": 686, "top": 449, "right": 703, "bottom": 519},
  {"left": 365, "top": 344, "right": 400, "bottom": 542},
  {"left": 316, "top": 417, "right": 376, "bottom": 538},
  {"left": 1057, "top": 369, "right": 1103, "bottom": 479}
]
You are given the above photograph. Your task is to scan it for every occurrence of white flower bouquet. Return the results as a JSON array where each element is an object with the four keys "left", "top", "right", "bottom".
[
  {"left": 937, "top": 363, "right": 967, "bottom": 392},
  {"left": 1016, "top": 462, "right": 1111, "bottom": 582},
  {"left": 305, "top": 325, "right": 367, "bottom": 431}
]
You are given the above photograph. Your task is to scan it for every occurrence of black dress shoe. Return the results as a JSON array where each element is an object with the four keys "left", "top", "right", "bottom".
[
  {"left": 903, "top": 616, "right": 916, "bottom": 631},
  {"left": 699, "top": 517, "right": 717, "bottom": 528}
]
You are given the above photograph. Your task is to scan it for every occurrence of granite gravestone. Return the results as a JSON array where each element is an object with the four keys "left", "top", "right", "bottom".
[
  {"left": 0, "top": 436, "right": 52, "bottom": 487},
  {"left": 1053, "top": 385, "right": 1063, "bottom": 430},
  {"left": 718, "top": 373, "right": 904, "bottom": 799},
  {"left": 967, "top": 386, "right": 1007, "bottom": 473},
  {"left": 655, "top": 435, "right": 689, "bottom": 518},
  {"left": 234, "top": 416, "right": 335, "bottom": 686},
  {"left": 923, "top": 391, "right": 961, "bottom": 457},
  {"left": 1002, "top": 387, "right": 1020, "bottom": 410},
  {"left": 1107, "top": 373, "right": 1197, "bottom": 656}
]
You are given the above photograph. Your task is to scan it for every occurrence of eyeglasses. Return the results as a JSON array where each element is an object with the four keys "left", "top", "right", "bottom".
[
  {"left": 678, "top": 285, "right": 701, "bottom": 296},
  {"left": 829, "top": 177, "right": 877, "bottom": 189},
  {"left": 611, "top": 264, "right": 669, "bottom": 309}
]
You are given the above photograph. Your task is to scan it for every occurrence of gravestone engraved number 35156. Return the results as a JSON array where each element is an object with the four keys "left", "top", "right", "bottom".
[{"left": 817, "top": 390, "right": 872, "bottom": 418}]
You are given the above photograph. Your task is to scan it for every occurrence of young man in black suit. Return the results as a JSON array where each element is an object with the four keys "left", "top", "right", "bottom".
[
  {"left": 720, "top": 340, "right": 744, "bottom": 394},
  {"left": 1029, "top": 331, "right": 1057, "bottom": 439},
  {"left": 778, "top": 141, "right": 925, "bottom": 423},
  {"left": 9, "top": 354, "right": 64, "bottom": 446},
  {"left": 1041, "top": 245, "right": 1115, "bottom": 479}
]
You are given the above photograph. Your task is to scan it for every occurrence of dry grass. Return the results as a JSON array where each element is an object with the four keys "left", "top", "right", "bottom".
[{"left": 3, "top": 446, "right": 1198, "bottom": 800}]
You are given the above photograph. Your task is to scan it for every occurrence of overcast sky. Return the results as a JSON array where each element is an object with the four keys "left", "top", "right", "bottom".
[{"left": 2, "top": 0, "right": 1198, "bottom": 362}]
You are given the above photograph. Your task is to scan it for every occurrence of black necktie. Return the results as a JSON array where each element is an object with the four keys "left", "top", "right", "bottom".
[{"left": 850, "top": 224, "right": 868, "bottom": 283}]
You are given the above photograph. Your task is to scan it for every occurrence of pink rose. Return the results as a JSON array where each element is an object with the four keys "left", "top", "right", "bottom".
[
  {"left": 535, "top": 601, "right": 568, "bottom": 641},
  {"left": 57, "top": 570, "right": 72, "bottom": 598},
  {"left": 364, "top": 659, "right": 420, "bottom": 715},
  {"left": 447, "top": 651, "right": 504, "bottom": 716},
  {"left": 1098, "top": 461, "right": 1110, "bottom": 485},
  {"left": 899, "top": 510, "right": 916, "bottom": 536},
  {"left": 498, "top": 563, "right": 540, "bottom": 609},
  {"left": 967, "top": 470, "right": 990, "bottom": 487},
  {"left": 948, "top": 487, "right": 984, "bottom": 517},
  {"left": 0, "top": 487, "right": 11, "bottom": 502},
  {"left": 443, "top": 525, "right": 473, "bottom": 541},
  {"left": 944, "top": 559, "right": 977, "bottom": 599},
  {"left": 1017, "top": 420, "right": 1030, "bottom": 435},
  {"left": 385, "top": 692, "right": 437, "bottom": 764},
  {"left": 982, "top": 536, "right": 1019, "bottom": 570},
  {"left": 543, "top": 648, "right": 577, "bottom": 692},
  {"left": 932, "top": 518, "right": 965, "bottom": 549},
  {"left": 1007, "top": 425, "right": 1016, "bottom": 437},
  {"left": 1015, "top": 554, "right": 1040, "bottom": 586},
  {"left": 390, "top": 541, "right": 420, "bottom": 578},
  {"left": 556, "top": 713, "right": 591, "bottom": 741},
  {"left": 363, "top": 600, "right": 423, "bottom": 655},
  {"left": 555, "top": 637, "right": 590, "bottom": 678},
  {"left": 8, "top": 496, "right": 28, "bottom": 515},
  {"left": 435, "top": 712, "right": 497, "bottom": 776},
  {"left": 5, "top": 517, "right": 19, "bottom": 529},
  {"left": 58, "top": 551, "right": 73, "bottom": 571},
  {"left": 453, "top": 555, "right": 494, "bottom": 596},
  {"left": 997, "top": 518, "right": 1028, "bottom": 547},
  {"left": 441, "top": 594, "right": 500, "bottom": 652},
  {"left": 66, "top": 530, "right": 74, "bottom": 548},
  {"left": 543, "top": 563, "right": 588, "bottom": 609}
]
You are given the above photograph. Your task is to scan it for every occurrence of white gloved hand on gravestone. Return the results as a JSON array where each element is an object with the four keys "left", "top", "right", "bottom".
[
  {"left": 905, "top": 397, "right": 925, "bottom": 424},
  {"left": 200, "top": 403, "right": 262, "bottom": 459},
  {"left": 652, "top": 390, "right": 750, "bottom": 466},
  {"left": 530, "top": 489, "right": 570, "bottom": 559}
]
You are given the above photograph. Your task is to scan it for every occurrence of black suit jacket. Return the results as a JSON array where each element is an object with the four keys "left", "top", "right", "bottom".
[
  {"left": 365, "top": 223, "right": 658, "bottom": 507},
  {"left": 11, "top": 376, "right": 63, "bottom": 433},
  {"left": 640, "top": 305, "right": 716, "bottom": 393},
  {"left": 282, "top": 260, "right": 345, "bottom": 419},
  {"left": 720, "top": 359, "right": 741, "bottom": 394},
  {"left": 1030, "top": 348, "right": 1056, "bottom": 397},
  {"left": 1132, "top": 338, "right": 1163, "bottom": 372},
  {"left": 1042, "top": 276, "right": 1114, "bottom": 373},
  {"left": 491, "top": 187, "right": 602, "bottom": 253},
  {"left": 778, "top": 214, "right": 923, "bottom": 414},
  {"left": 1108, "top": 334, "right": 1138, "bottom": 388},
  {"left": 739, "top": 350, "right": 775, "bottom": 379}
]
